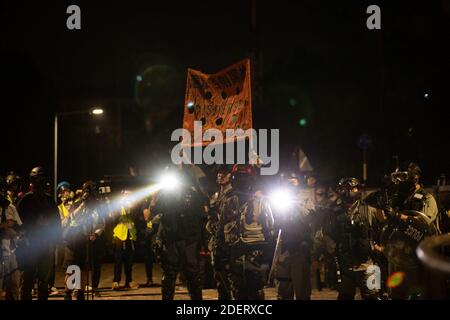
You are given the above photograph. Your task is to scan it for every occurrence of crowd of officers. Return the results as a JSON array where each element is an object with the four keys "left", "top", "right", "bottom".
[
  {"left": 0, "top": 161, "right": 446, "bottom": 300},
  {"left": 0, "top": 167, "right": 159, "bottom": 300}
]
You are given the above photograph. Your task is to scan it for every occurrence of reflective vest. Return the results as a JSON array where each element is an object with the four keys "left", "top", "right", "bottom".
[
  {"left": 113, "top": 207, "right": 137, "bottom": 241},
  {"left": 58, "top": 203, "right": 70, "bottom": 219},
  {"left": 6, "top": 194, "right": 14, "bottom": 205}
]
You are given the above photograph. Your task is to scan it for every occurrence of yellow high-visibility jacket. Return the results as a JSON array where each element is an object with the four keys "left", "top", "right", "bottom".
[{"left": 113, "top": 207, "right": 137, "bottom": 241}]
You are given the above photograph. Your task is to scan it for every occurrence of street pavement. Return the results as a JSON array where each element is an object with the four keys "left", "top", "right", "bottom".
[{"left": 49, "top": 263, "right": 340, "bottom": 300}]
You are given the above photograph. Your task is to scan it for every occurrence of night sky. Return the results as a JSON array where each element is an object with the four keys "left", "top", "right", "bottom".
[{"left": 1, "top": 1, "right": 450, "bottom": 187}]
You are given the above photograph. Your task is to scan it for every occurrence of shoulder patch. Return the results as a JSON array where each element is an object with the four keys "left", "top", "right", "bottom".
[{"left": 413, "top": 193, "right": 424, "bottom": 200}]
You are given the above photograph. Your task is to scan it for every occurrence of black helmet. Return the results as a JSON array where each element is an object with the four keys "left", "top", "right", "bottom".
[
  {"left": 82, "top": 180, "right": 97, "bottom": 192},
  {"left": 30, "top": 167, "right": 45, "bottom": 180},
  {"left": 29, "top": 167, "right": 47, "bottom": 193},
  {"left": 81, "top": 180, "right": 98, "bottom": 200},
  {"left": 337, "top": 177, "right": 362, "bottom": 202},
  {"left": 407, "top": 162, "right": 421, "bottom": 183},
  {"left": 57, "top": 181, "right": 72, "bottom": 192},
  {"left": 231, "top": 164, "right": 256, "bottom": 179},
  {"left": 231, "top": 164, "right": 256, "bottom": 193},
  {"left": 338, "top": 177, "right": 361, "bottom": 190},
  {"left": 6, "top": 172, "right": 20, "bottom": 186}
]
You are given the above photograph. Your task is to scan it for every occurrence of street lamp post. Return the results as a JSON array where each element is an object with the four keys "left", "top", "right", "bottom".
[{"left": 54, "top": 108, "right": 104, "bottom": 201}]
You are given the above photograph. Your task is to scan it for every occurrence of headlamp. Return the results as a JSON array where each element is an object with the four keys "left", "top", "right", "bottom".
[
  {"left": 158, "top": 172, "right": 181, "bottom": 191},
  {"left": 269, "top": 188, "right": 296, "bottom": 212}
]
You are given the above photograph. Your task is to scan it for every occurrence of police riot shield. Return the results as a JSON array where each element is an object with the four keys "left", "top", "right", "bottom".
[{"left": 381, "top": 210, "right": 438, "bottom": 269}]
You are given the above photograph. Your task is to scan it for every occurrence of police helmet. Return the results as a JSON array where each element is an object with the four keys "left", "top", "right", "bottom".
[
  {"left": 30, "top": 167, "right": 45, "bottom": 180},
  {"left": 82, "top": 180, "right": 97, "bottom": 193},
  {"left": 231, "top": 164, "right": 256, "bottom": 192},
  {"left": 6, "top": 172, "right": 20, "bottom": 186},
  {"left": 337, "top": 177, "right": 362, "bottom": 202},
  {"left": 57, "top": 181, "right": 72, "bottom": 191}
]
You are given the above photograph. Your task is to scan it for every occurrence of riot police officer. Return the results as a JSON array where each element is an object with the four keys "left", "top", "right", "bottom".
[
  {"left": 5, "top": 172, "right": 23, "bottom": 205},
  {"left": 64, "top": 180, "right": 105, "bottom": 299},
  {"left": 56, "top": 181, "right": 75, "bottom": 270},
  {"left": 272, "top": 172, "right": 313, "bottom": 300},
  {"left": 17, "top": 167, "right": 61, "bottom": 300},
  {"left": 227, "top": 164, "right": 274, "bottom": 300},
  {"left": 324, "top": 177, "right": 379, "bottom": 300},
  {"left": 380, "top": 162, "right": 438, "bottom": 299},
  {"left": 112, "top": 189, "right": 139, "bottom": 291},
  {"left": 0, "top": 177, "right": 22, "bottom": 300},
  {"left": 153, "top": 169, "right": 204, "bottom": 300},
  {"left": 392, "top": 163, "right": 438, "bottom": 225},
  {"left": 206, "top": 166, "right": 234, "bottom": 300}
]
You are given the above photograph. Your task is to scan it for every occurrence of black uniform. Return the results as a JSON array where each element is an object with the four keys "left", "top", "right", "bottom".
[
  {"left": 381, "top": 165, "right": 439, "bottom": 299},
  {"left": 275, "top": 188, "right": 313, "bottom": 300},
  {"left": 227, "top": 191, "right": 274, "bottom": 300},
  {"left": 207, "top": 184, "right": 235, "bottom": 300},
  {"left": 17, "top": 191, "right": 61, "bottom": 300},
  {"left": 154, "top": 185, "right": 204, "bottom": 300},
  {"left": 382, "top": 192, "right": 438, "bottom": 299},
  {"left": 324, "top": 199, "right": 378, "bottom": 300},
  {"left": 136, "top": 199, "right": 160, "bottom": 286}
]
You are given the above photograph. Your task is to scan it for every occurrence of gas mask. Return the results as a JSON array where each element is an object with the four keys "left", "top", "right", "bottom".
[
  {"left": 389, "top": 171, "right": 416, "bottom": 207},
  {"left": 337, "top": 177, "right": 362, "bottom": 204}
]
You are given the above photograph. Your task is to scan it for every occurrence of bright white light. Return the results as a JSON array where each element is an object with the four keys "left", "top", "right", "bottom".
[
  {"left": 158, "top": 172, "right": 180, "bottom": 191},
  {"left": 91, "top": 108, "right": 104, "bottom": 115},
  {"left": 269, "top": 188, "right": 295, "bottom": 212},
  {"left": 187, "top": 101, "right": 194, "bottom": 108}
]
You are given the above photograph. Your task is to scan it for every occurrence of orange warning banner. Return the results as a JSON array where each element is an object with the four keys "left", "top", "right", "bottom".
[{"left": 182, "top": 58, "right": 252, "bottom": 147}]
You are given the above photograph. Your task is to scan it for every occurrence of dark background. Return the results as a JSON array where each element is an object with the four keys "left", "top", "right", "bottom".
[{"left": 1, "top": 0, "right": 449, "bottom": 187}]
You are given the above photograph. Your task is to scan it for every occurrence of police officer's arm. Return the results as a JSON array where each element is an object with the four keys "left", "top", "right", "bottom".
[
  {"left": 72, "top": 201, "right": 85, "bottom": 218},
  {"left": 60, "top": 214, "right": 70, "bottom": 228}
]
